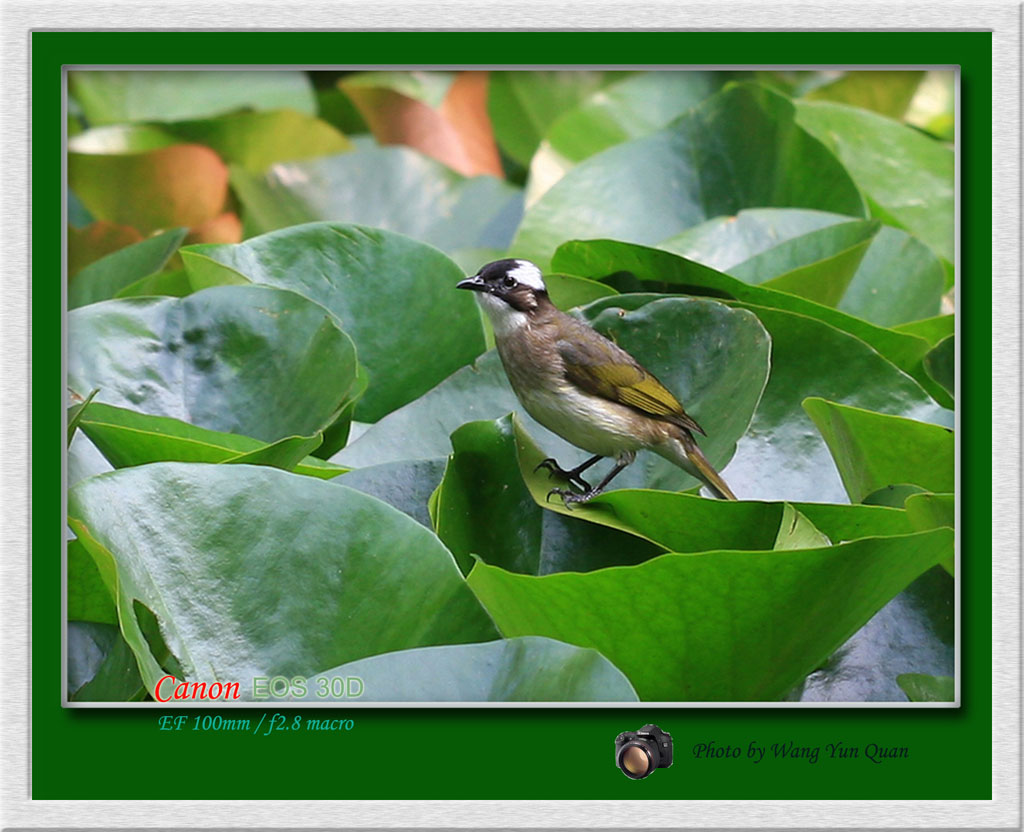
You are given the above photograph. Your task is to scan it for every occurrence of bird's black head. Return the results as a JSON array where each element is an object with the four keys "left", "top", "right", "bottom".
[{"left": 456, "top": 259, "right": 548, "bottom": 312}]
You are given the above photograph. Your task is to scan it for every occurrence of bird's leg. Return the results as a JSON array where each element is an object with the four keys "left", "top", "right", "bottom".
[
  {"left": 534, "top": 454, "right": 602, "bottom": 492},
  {"left": 547, "top": 452, "right": 634, "bottom": 509}
]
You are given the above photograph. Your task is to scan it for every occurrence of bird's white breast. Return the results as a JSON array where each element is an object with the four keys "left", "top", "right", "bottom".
[{"left": 517, "top": 381, "right": 644, "bottom": 459}]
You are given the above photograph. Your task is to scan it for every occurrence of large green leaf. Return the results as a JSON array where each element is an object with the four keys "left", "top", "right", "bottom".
[
  {"left": 553, "top": 239, "right": 935, "bottom": 381},
  {"left": 488, "top": 71, "right": 627, "bottom": 166},
  {"left": 578, "top": 295, "right": 951, "bottom": 503},
  {"left": 67, "top": 285, "right": 359, "bottom": 444},
  {"left": 527, "top": 71, "right": 725, "bottom": 202},
  {"left": 661, "top": 209, "right": 945, "bottom": 326},
  {"left": 299, "top": 637, "right": 637, "bottom": 702},
  {"left": 229, "top": 147, "right": 523, "bottom": 253},
  {"left": 165, "top": 109, "right": 351, "bottom": 173},
  {"left": 69, "top": 70, "right": 316, "bottom": 125},
  {"left": 181, "top": 223, "right": 486, "bottom": 422},
  {"left": 434, "top": 416, "right": 664, "bottom": 576},
  {"left": 336, "top": 296, "right": 771, "bottom": 496},
  {"left": 69, "top": 228, "right": 188, "bottom": 309},
  {"left": 77, "top": 402, "right": 347, "bottom": 480},
  {"left": 794, "top": 100, "right": 954, "bottom": 262},
  {"left": 804, "top": 398, "right": 955, "bottom": 503},
  {"left": 468, "top": 527, "right": 951, "bottom": 701},
  {"left": 511, "top": 83, "right": 866, "bottom": 269},
  {"left": 68, "top": 463, "right": 499, "bottom": 698}
]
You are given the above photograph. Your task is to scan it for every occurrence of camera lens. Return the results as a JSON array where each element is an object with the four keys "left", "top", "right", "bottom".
[
  {"left": 620, "top": 745, "right": 651, "bottom": 777},
  {"left": 615, "top": 724, "right": 671, "bottom": 779}
]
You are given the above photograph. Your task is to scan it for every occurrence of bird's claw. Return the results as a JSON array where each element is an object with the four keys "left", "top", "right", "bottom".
[{"left": 546, "top": 487, "right": 593, "bottom": 510}]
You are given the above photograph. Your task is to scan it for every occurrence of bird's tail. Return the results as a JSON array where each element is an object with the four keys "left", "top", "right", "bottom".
[{"left": 656, "top": 431, "right": 737, "bottom": 500}]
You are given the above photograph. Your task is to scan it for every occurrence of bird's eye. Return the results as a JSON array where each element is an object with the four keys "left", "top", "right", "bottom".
[{"left": 502, "top": 275, "right": 517, "bottom": 289}]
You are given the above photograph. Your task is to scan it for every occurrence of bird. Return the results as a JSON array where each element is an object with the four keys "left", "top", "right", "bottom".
[{"left": 456, "top": 258, "right": 737, "bottom": 506}]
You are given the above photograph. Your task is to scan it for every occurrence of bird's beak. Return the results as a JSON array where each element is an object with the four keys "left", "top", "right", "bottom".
[{"left": 456, "top": 274, "right": 488, "bottom": 292}]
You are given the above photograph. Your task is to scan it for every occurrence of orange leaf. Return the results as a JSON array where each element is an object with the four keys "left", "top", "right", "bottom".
[
  {"left": 69, "top": 144, "right": 230, "bottom": 235},
  {"left": 185, "top": 212, "right": 244, "bottom": 246},
  {"left": 68, "top": 221, "right": 144, "bottom": 277},
  {"left": 343, "top": 71, "right": 503, "bottom": 178}
]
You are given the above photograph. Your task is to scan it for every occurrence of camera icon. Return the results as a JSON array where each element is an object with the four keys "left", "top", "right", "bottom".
[{"left": 615, "top": 724, "right": 673, "bottom": 779}]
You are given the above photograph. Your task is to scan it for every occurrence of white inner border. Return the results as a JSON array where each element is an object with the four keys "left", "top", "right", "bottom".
[{"left": 2, "top": 0, "right": 1020, "bottom": 828}]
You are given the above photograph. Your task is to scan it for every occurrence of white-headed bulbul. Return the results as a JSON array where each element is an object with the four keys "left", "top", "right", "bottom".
[{"left": 457, "top": 259, "right": 737, "bottom": 505}]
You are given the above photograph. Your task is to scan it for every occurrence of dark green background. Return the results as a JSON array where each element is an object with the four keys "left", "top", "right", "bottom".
[{"left": 38, "top": 31, "right": 991, "bottom": 800}]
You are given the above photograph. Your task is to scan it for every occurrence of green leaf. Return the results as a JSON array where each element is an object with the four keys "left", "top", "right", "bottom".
[
  {"left": 774, "top": 504, "right": 831, "bottom": 550},
  {"left": 803, "top": 398, "right": 954, "bottom": 503},
  {"left": 528, "top": 71, "right": 725, "bottom": 201},
  {"left": 923, "top": 335, "right": 955, "bottom": 397},
  {"left": 488, "top": 71, "right": 627, "bottom": 166},
  {"left": 335, "top": 458, "right": 448, "bottom": 529},
  {"left": 341, "top": 70, "right": 456, "bottom": 108},
  {"left": 68, "top": 285, "right": 359, "bottom": 444},
  {"left": 69, "top": 228, "right": 188, "bottom": 309},
  {"left": 77, "top": 402, "right": 346, "bottom": 479},
  {"left": 659, "top": 208, "right": 945, "bottom": 327},
  {"left": 181, "top": 223, "right": 486, "bottom": 422},
  {"left": 68, "top": 622, "right": 145, "bottom": 702},
  {"left": 67, "top": 388, "right": 100, "bottom": 446},
  {"left": 863, "top": 483, "right": 927, "bottom": 507},
  {"left": 893, "top": 314, "right": 954, "bottom": 346},
  {"left": 114, "top": 268, "right": 193, "bottom": 300},
  {"left": 542, "top": 273, "right": 619, "bottom": 310},
  {"left": 512, "top": 83, "right": 866, "bottom": 269},
  {"left": 905, "top": 492, "right": 955, "bottom": 531},
  {"left": 337, "top": 296, "right": 771, "bottom": 496},
  {"left": 468, "top": 527, "right": 952, "bottom": 701},
  {"left": 803, "top": 70, "right": 924, "bottom": 119},
  {"left": 299, "top": 637, "right": 637, "bottom": 702},
  {"left": 68, "top": 463, "right": 499, "bottom": 698},
  {"left": 731, "top": 220, "right": 879, "bottom": 307},
  {"left": 165, "top": 109, "right": 351, "bottom": 173},
  {"left": 69, "top": 70, "right": 316, "bottom": 125},
  {"left": 434, "top": 416, "right": 664, "bottom": 576},
  {"left": 68, "top": 537, "right": 117, "bottom": 625},
  {"left": 897, "top": 672, "right": 955, "bottom": 702},
  {"left": 794, "top": 100, "right": 954, "bottom": 262},
  {"left": 905, "top": 492, "right": 955, "bottom": 574},
  {"left": 229, "top": 148, "right": 523, "bottom": 254},
  {"left": 580, "top": 295, "right": 952, "bottom": 503}
]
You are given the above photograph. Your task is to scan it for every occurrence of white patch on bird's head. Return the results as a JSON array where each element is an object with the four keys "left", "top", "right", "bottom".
[
  {"left": 475, "top": 290, "right": 529, "bottom": 338},
  {"left": 508, "top": 260, "right": 546, "bottom": 292}
]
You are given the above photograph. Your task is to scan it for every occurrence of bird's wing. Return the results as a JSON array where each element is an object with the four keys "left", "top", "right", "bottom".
[{"left": 556, "top": 332, "right": 706, "bottom": 435}]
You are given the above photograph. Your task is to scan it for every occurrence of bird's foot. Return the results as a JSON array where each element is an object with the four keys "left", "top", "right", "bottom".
[
  {"left": 545, "top": 487, "right": 600, "bottom": 510},
  {"left": 534, "top": 458, "right": 591, "bottom": 492}
]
